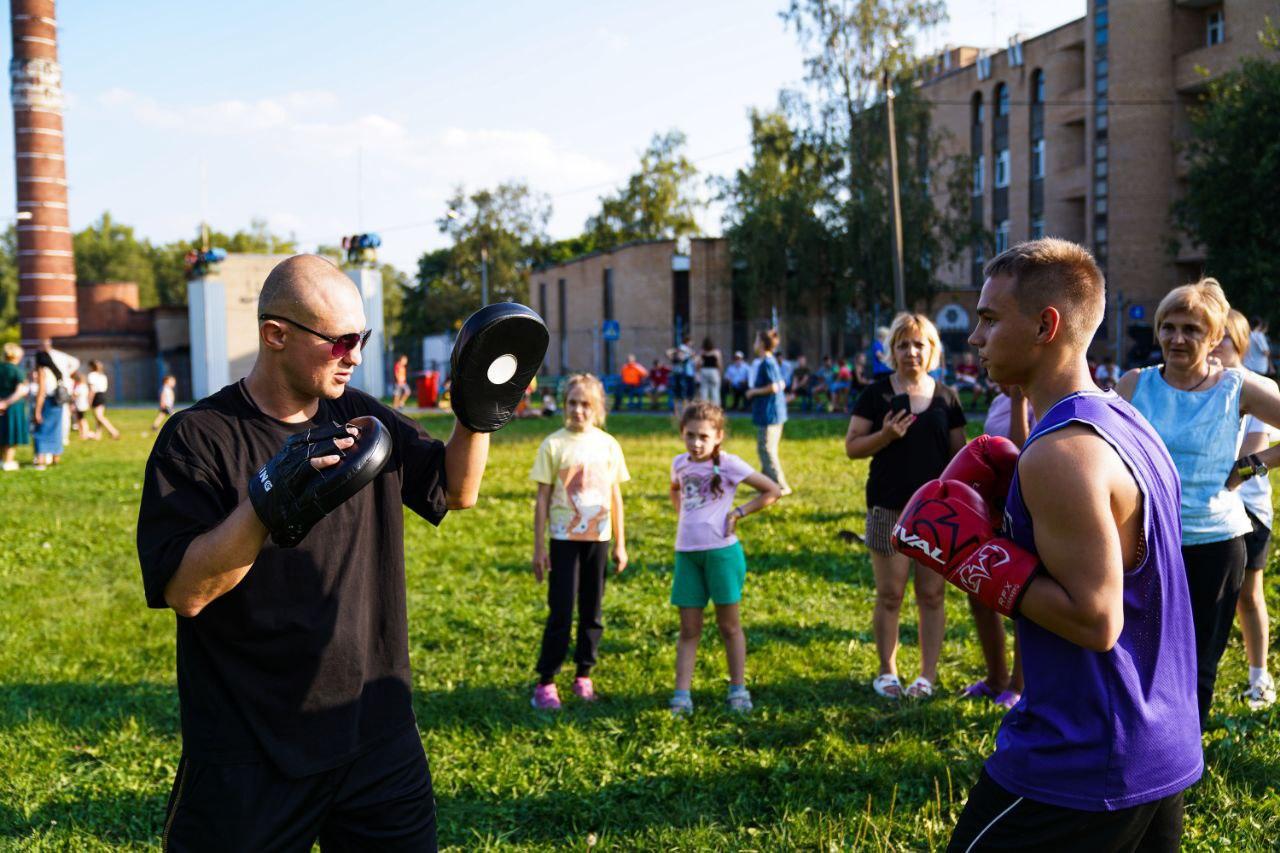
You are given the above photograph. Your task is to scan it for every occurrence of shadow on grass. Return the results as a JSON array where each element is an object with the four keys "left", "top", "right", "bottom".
[
  {"left": 0, "top": 791, "right": 165, "bottom": 844},
  {"left": 0, "top": 681, "right": 178, "bottom": 735}
]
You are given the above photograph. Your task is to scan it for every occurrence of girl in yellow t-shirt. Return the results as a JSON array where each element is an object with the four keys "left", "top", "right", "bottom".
[{"left": 529, "top": 373, "right": 630, "bottom": 710}]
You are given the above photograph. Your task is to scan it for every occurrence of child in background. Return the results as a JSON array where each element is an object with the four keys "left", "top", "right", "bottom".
[
  {"left": 151, "top": 375, "right": 176, "bottom": 431},
  {"left": 71, "top": 372, "right": 96, "bottom": 440},
  {"left": 530, "top": 373, "right": 630, "bottom": 710},
  {"left": 669, "top": 401, "right": 781, "bottom": 715}
]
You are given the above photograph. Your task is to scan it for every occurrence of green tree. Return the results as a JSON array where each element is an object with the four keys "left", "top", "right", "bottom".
[
  {"left": 777, "top": 0, "right": 979, "bottom": 312},
  {"left": 0, "top": 226, "right": 17, "bottom": 342},
  {"left": 586, "top": 130, "right": 701, "bottom": 247},
  {"left": 73, "top": 212, "right": 159, "bottom": 305},
  {"left": 436, "top": 181, "right": 550, "bottom": 311},
  {"left": 404, "top": 247, "right": 470, "bottom": 337},
  {"left": 1175, "top": 21, "right": 1280, "bottom": 323}
]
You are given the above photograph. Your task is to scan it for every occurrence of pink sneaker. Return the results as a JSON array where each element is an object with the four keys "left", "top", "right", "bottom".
[
  {"left": 572, "top": 677, "right": 597, "bottom": 702},
  {"left": 531, "top": 683, "right": 561, "bottom": 710}
]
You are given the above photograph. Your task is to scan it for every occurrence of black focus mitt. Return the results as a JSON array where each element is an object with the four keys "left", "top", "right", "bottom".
[
  {"left": 450, "top": 302, "right": 549, "bottom": 433},
  {"left": 248, "top": 415, "right": 392, "bottom": 547}
]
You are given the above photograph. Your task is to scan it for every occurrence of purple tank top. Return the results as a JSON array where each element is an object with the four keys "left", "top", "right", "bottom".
[{"left": 985, "top": 391, "right": 1202, "bottom": 811}]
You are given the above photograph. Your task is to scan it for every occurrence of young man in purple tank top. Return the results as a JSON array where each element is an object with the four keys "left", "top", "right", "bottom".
[{"left": 893, "top": 239, "right": 1201, "bottom": 850}]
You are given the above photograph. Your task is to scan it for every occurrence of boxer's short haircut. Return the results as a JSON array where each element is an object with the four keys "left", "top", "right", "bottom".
[
  {"left": 1154, "top": 278, "right": 1229, "bottom": 345},
  {"left": 984, "top": 238, "right": 1105, "bottom": 348}
]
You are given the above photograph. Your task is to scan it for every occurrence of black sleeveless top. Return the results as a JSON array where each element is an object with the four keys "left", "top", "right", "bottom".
[{"left": 701, "top": 351, "right": 720, "bottom": 369}]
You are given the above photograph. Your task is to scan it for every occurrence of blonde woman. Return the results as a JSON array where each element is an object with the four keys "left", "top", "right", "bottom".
[
  {"left": 1213, "top": 309, "right": 1277, "bottom": 709},
  {"left": 0, "top": 343, "right": 28, "bottom": 470},
  {"left": 845, "top": 313, "right": 967, "bottom": 699},
  {"left": 1118, "top": 280, "right": 1280, "bottom": 727},
  {"left": 529, "top": 373, "right": 630, "bottom": 710}
]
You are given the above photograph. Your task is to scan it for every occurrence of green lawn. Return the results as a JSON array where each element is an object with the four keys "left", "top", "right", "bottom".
[{"left": 3, "top": 410, "right": 1280, "bottom": 850}]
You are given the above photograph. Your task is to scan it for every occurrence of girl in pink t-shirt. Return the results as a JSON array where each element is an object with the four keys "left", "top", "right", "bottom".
[{"left": 669, "top": 401, "right": 781, "bottom": 716}]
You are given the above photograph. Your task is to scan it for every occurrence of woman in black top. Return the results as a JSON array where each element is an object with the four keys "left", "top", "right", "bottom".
[
  {"left": 845, "top": 313, "right": 967, "bottom": 700},
  {"left": 696, "top": 337, "right": 724, "bottom": 407}
]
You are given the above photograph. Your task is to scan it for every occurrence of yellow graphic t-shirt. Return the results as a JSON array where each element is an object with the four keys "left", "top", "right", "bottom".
[{"left": 530, "top": 426, "right": 630, "bottom": 541}]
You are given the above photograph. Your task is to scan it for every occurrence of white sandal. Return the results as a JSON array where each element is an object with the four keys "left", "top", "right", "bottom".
[
  {"left": 905, "top": 676, "right": 935, "bottom": 699},
  {"left": 873, "top": 673, "right": 903, "bottom": 699}
]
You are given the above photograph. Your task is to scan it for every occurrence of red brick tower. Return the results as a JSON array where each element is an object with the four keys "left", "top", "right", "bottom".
[{"left": 10, "top": 0, "right": 75, "bottom": 345}]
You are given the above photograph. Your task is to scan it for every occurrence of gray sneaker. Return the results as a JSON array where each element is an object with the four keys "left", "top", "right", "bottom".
[{"left": 726, "top": 689, "right": 753, "bottom": 714}]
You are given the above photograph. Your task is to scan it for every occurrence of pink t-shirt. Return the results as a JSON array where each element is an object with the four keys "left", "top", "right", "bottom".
[{"left": 671, "top": 451, "right": 756, "bottom": 552}]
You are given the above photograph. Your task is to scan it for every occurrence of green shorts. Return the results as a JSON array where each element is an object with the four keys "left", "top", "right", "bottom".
[{"left": 671, "top": 543, "right": 748, "bottom": 608}]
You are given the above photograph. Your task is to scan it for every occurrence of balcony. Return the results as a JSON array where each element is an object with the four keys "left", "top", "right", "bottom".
[
  {"left": 1051, "top": 161, "right": 1088, "bottom": 200},
  {"left": 1175, "top": 43, "right": 1227, "bottom": 93},
  {"left": 1053, "top": 87, "right": 1088, "bottom": 126}
]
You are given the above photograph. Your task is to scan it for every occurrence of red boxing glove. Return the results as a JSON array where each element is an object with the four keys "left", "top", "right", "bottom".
[
  {"left": 892, "top": 479, "right": 1038, "bottom": 616},
  {"left": 940, "top": 435, "right": 1020, "bottom": 524}
]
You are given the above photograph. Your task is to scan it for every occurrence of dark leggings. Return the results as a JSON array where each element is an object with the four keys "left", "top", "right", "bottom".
[
  {"left": 535, "top": 539, "right": 608, "bottom": 682},
  {"left": 1182, "top": 536, "right": 1247, "bottom": 729}
]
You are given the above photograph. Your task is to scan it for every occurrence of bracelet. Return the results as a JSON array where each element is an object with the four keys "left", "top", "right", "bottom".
[{"left": 734, "top": 507, "right": 745, "bottom": 519}]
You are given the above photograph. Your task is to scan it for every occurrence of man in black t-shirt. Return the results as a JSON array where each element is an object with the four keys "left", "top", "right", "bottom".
[{"left": 138, "top": 255, "right": 493, "bottom": 851}]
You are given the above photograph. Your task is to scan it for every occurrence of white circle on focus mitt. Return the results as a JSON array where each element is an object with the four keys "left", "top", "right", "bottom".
[{"left": 487, "top": 354, "right": 518, "bottom": 385}]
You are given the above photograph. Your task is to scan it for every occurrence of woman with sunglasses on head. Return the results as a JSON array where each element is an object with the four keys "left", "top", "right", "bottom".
[
  {"left": 137, "top": 254, "right": 546, "bottom": 851},
  {"left": 1117, "top": 279, "right": 1280, "bottom": 729}
]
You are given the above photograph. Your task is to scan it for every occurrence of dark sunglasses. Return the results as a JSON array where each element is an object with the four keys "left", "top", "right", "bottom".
[{"left": 259, "top": 313, "right": 372, "bottom": 359}]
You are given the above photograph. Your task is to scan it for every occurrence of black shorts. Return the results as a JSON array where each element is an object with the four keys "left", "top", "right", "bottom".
[
  {"left": 947, "top": 769, "right": 1183, "bottom": 852},
  {"left": 162, "top": 724, "right": 436, "bottom": 852},
  {"left": 91, "top": 391, "right": 106, "bottom": 408},
  {"left": 1244, "top": 509, "right": 1272, "bottom": 572}
]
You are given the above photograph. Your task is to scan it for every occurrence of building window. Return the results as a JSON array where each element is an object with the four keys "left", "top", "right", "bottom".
[
  {"left": 1095, "top": 159, "right": 1108, "bottom": 178},
  {"left": 1095, "top": 180, "right": 1108, "bottom": 197},
  {"left": 972, "top": 92, "right": 984, "bottom": 125},
  {"left": 538, "top": 282, "right": 547, "bottom": 321},
  {"left": 1096, "top": 75, "right": 1109, "bottom": 95},
  {"left": 1097, "top": 112, "right": 1108, "bottom": 131},
  {"left": 996, "top": 83, "right": 1010, "bottom": 117},
  {"left": 973, "top": 155, "right": 985, "bottom": 195},
  {"left": 1031, "top": 217, "right": 1045, "bottom": 239},
  {"left": 1095, "top": 197, "right": 1108, "bottom": 215},
  {"left": 1095, "top": 224, "right": 1108, "bottom": 245},
  {"left": 1096, "top": 9, "right": 1108, "bottom": 28},
  {"left": 996, "top": 220, "right": 1011, "bottom": 254},
  {"left": 1096, "top": 59, "right": 1108, "bottom": 79},
  {"left": 1207, "top": 10, "right": 1225, "bottom": 46},
  {"left": 1032, "top": 139, "right": 1045, "bottom": 178},
  {"left": 1096, "top": 142, "right": 1109, "bottom": 161},
  {"left": 974, "top": 242, "right": 985, "bottom": 267},
  {"left": 1032, "top": 70, "right": 1045, "bottom": 104},
  {"left": 1096, "top": 25, "right": 1109, "bottom": 46},
  {"left": 994, "top": 149, "right": 1010, "bottom": 188}
]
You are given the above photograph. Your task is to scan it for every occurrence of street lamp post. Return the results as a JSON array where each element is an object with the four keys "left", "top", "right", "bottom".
[
  {"left": 884, "top": 69, "right": 906, "bottom": 314},
  {"left": 447, "top": 207, "right": 489, "bottom": 307}
]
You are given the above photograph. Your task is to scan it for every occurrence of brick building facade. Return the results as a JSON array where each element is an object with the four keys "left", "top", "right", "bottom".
[{"left": 922, "top": 0, "right": 1275, "bottom": 361}]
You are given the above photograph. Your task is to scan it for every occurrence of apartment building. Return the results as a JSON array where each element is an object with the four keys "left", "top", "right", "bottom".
[{"left": 922, "top": 0, "right": 1274, "bottom": 357}]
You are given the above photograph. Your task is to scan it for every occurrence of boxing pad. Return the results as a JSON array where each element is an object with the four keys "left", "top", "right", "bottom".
[
  {"left": 893, "top": 479, "right": 1039, "bottom": 617},
  {"left": 450, "top": 302, "right": 549, "bottom": 433},
  {"left": 940, "top": 434, "right": 1020, "bottom": 524},
  {"left": 248, "top": 415, "right": 392, "bottom": 547}
]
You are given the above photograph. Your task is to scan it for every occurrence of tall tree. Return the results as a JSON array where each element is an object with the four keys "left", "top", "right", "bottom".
[
  {"left": 74, "top": 212, "right": 158, "bottom": 305},
  {"left": 0, "top": 226, "right": 16, "bottom": 343},
  {"left": 586, "top": 129, "right": 702, "bottom": 247},
  {"left": 776, "top": 0, "right": 978, "bottom": 313},
  {"left": 1175, "top": 22, "right": 1280, "bottom": 324},
  {"left": 436, "top": 181, "right": 550, "bottom": 308}
]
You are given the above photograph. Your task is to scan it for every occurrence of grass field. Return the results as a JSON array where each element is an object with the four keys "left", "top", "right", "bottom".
[{"left": 3, "top": 408, "right": 1280, "bottom": 850}]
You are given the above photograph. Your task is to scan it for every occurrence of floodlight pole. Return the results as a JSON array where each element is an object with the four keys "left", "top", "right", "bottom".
[{"left": 885, "top": 70, "right": 906, "bottom": 314}]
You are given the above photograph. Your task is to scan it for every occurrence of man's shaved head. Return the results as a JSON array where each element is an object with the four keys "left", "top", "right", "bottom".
[{"left": 258, "top": 254, "right": 359, "bottom": 327}]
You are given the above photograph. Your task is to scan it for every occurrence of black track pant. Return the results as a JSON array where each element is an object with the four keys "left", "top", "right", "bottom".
[
  {"left": 1182, "top": 536, "right": 1247, "bottom": 729},
  {"left": 535, "top": 539, "right": 608, "bottom": 681}
]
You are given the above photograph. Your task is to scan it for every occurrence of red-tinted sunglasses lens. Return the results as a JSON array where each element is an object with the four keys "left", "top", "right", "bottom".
[{"left": 332, "top": 329, "right": 372, "bottom": 358}]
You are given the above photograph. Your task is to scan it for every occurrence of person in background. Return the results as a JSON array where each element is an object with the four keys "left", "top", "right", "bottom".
[
  {"left": 791, "top": 355, "right": 813, "bottom": 410},
  {"left": 86, "top": 360, "right": 120, "bottom": 440},
  {"left": 746, "top": 329, "right": 791, "bottom": 497},
  {"left": 71, "top": 372, "right": 96, "bottom": 440},
  {"left": 391, "top": 354, "right": 411, "bottom": 409},
  {"left": 845, "top": 312, "right": 966, "bottom": 700},
  {"left": 1094, "top": 354, "right": 1120, "bottom": 391},
  {"left": 0, "top": 343, "right": 29, "bottom": 471},
  {"left": 811, "top": 356, "right": 833, "bottom": 412},
  {"left": 954, "top": 352, "right": 981, "bottom": 400},
  {"left": 152, "top": 375, "right": 177, "bottom": 431},
  {"left": 831, "top": 357, "right": 853, "bottom": 413},
  {"left": 31, "top": 350, "right": 65, "bottom": 469},
  {"left": 648, "top": 359, "right": 671, "bottom": 410},
  {"left": 870, "top": 327, "right": 893, "bottom": 379},
  {"left": 1246, "top": 316, "right": 1271, "bottom": 376},
  {"left": 1215, "top": 309, "right": 1277, "bottom": 709},
  {"left": 724, "top": 351, "right": 750, "bottom": 412},
  {"left": 616, "top": 353, "right": 649, "bottom": 411},
  {"left": 696, "top": 337, "right": 723, "bottom": 407},
  {"left": 667, "top": 335, "right": 696, "bottom": 410},
  {"left": 541, "top": 388, "right": 558, "bottom": 418},
  {"left": 960, "top": 384, "right": 1035, "bottom": 709},
  {"left": 1117, "top": 278, "right": 1280, "bottom": 728}
]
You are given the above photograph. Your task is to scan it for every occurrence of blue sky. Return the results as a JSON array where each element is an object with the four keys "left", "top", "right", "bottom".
[{"left": 3, "top": 0, "right": 1083, "bottom": 272}]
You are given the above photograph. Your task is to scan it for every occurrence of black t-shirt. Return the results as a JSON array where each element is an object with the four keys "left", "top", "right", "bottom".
[
  {"left": 137, "top": 382, "right": 448, "bottom": 778},
  {"left": 851, "top": 377, "right": 967, "bottom": 510}
]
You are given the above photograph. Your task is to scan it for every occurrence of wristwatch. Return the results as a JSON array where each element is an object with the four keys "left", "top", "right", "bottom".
[
  {"left": 1235, "top": 453, "right": 1268, "bottom": 482},
  {"left": 734, "top": 507, "right": 746, "bottom": 519}
]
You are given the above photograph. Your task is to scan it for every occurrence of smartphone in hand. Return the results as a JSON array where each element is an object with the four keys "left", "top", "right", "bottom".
[{"left": 889, "top": 393, "right": 911, "bottom": 417}]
